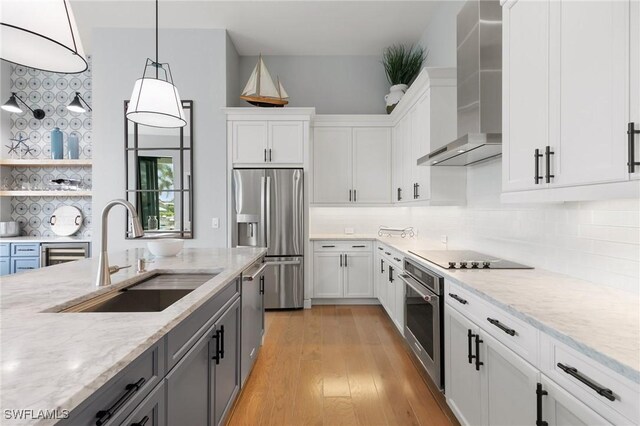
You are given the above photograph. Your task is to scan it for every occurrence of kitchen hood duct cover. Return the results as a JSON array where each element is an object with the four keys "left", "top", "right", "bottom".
[{"left": 419, "top": 0, "right": 502, "bottom": 167}]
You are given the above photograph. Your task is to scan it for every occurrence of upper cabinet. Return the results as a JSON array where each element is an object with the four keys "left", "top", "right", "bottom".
[
  {"left": 225, "top": 108, "right": 314, "bottom": 167},
  {"left": 312, "top": 118, "right": 392, "bottom": 205},
  {"left": 391, "top": 68, "right": 466, "bottom": 206},
  {"left": 502, "top": 0, "right": 640, "bottom": 202}
]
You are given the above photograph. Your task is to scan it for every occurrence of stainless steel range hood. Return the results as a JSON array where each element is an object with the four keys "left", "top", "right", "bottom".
[{"left": 418, "top": 0, "right": 502, "bottom": 167}]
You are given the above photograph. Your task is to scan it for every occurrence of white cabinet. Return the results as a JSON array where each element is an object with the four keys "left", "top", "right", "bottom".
[
  {"left": 502, "top": 0, "right": 640, "bottom": 200},
  {"left": 313, "top": 124, "right": 391, "bottom": 205},
  {"left": 445, "top": 305, "right": 484, "bottom": 426},
  {"left": 312, "top": 241, "right": 373, "bottom": 298},
  {"left": 228, "top": 112, "right": 309, "bottom": 166},
  {"left": 375, "top": 244, "right": 404, "bottom": 334},
  {"left": 540, "top": 376, "right": 611, "bottom": 426}
]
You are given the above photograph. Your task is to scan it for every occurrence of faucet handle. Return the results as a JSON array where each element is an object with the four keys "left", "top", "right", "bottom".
[{"left": 108, "top": 264, "right": 131, "bottom": 274}]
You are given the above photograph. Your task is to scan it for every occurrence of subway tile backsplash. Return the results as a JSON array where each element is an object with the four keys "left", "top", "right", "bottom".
[{"left": 310, "top": 197, "right": 640, "bottom": 293}]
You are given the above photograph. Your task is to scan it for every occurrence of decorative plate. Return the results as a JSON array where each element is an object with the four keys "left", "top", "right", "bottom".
[{"left": 50, "top": 205, "right": 83, "bottom": 236}]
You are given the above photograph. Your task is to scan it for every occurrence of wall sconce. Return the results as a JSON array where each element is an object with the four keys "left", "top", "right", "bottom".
[
  {"left": 1, "top": 92, "right": 45, "bottom": 119},
  {"left": 67, "top": 92, "right": 92, "bottom": 113}
]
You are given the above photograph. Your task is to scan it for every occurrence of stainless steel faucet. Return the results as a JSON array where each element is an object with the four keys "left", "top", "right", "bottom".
[{"left": 96, "top": 199, "right": 144, "bottom": 286}]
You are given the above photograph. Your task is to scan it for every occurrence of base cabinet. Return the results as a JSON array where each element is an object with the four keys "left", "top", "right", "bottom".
[
  {"left": 539, "top": 376, "right": 611, "bottom": 426},
  {"left": 313, "top": 242, "right": 373, "bottom": 298},
  {"left": 213, "top": 299, "right": 241, "bottom": 426}
]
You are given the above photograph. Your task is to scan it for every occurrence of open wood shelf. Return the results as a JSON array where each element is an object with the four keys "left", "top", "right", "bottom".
[
  {"left": 0, "top": 190, "right": 92, "bottom": 197},
  {"left": 0, "top": 159, "right": 92, "bottom": 166}
]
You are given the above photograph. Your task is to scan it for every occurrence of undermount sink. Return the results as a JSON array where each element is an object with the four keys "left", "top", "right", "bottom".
[{"left": 60, "top": 273, "right": 217, "bottom": 313}]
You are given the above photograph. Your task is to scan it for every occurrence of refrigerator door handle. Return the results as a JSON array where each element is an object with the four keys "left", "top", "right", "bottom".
[
  {"left": 265, "top": 175, "right": 272, "bottom": 250},
  {"left": 260, "top": 176, "right": 266, "bottom": 247}
]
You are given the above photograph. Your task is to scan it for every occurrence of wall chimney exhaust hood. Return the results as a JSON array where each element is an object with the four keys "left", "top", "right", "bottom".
[{"left": 418, "top": 0, "right": 502, "bottom": 167}]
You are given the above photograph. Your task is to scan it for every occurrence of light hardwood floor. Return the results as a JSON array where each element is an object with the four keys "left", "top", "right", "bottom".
[{"left": 227, "top": 305, "right": 456, "bottom": 426}]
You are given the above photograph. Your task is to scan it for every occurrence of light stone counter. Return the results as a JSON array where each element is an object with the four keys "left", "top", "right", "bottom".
[
  {"left": 0, "top": 247, "right": 266, "bottom": 425},
  {"left": 310, "top": 233, "right": 640, "bottom": 383}
]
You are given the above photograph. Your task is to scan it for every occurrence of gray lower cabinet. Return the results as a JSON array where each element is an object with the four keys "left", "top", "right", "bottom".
[
  {"left": 240, "top": 271, "right": 265, "bottom": 386},
  {"left": 62, "top": 276, "right": 247, "bottom": 426}
]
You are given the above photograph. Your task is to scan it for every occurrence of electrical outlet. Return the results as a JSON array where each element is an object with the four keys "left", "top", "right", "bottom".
[
  {"left": 344, "top": 227, "right": 354, "bottom": 235},
  {"left": 441, "top": 235, "right": 448, "bottom": 244},
  {"left": 212, "top": 218, "right": 219, "bottom": 229}
]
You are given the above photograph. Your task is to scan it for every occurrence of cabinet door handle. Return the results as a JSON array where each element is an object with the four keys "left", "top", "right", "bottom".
[
  {"left": 467, "top": 330, "right": 476, "bottom": 364},
  {"left": 349, "top": 190, "right": 352, "bottom": 202},
  {"left": 557, "top": 363, "right": 616, "bottom": 401},
  {"left": 536, "top": 383, "right": 549, "bottom": 426},
  {"left": 269, "top": 148, "right": 272, "bottom": 162},
  {"left": 628, "top": 122, "right": 640, "bottom": 173},
  {"left": 339, "top": 254, "right": 343, "bottom": 267},
  {"left": 259, "top": 275, "right": 265, "bottom": 295},
  {"left": 353, "top": 189, "right": 357, "bottom": 202},
  {"left": 264, "top": 148, "right": 267, "bottom": 162},
  {"left": 534, "top": 149, "right": 543, "bottom": 184},
  {"left": 545, "top": 146, "right": 555, "bottom": 183},
  {"left": 212, "top": 329, "right": 221, "bottom": 364},
  {"left": 487, "top": 317, "right": 516, "bottom": 336},
  {"left": 449, "top": 293, "right": 468, "bottom": 305},
  {"left": 415, "top": 183, "right": 420, "bottom": 199},
  {"left": 413, "top": 183, "right": 416, "bottom": 199},
  {"left": 380, "top": 259, "right": 385, "bottom": 273},
  {"left": 344, "top": 254, "right": 348, "bottom": 267},
  {"left": 474, "top": 334, "right": 483, "bottom": 371},
  {"left": 95, "top": 378, "right": 146, "bottom": 426},
  {"left": 397, "top": 187, "right": 402, "bottom": 201},
  {"left": 131, "top": 415, "right": 150, "bottom": 426},
  {"left": 219, "top": 325, "right": 225, "bottom": 359},
  {"left": 388, "top": 265, "right": 394, "bottom": 283}
]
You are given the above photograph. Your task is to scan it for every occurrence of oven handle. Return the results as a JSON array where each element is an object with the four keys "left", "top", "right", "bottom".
[{"left": 399, "top": 273, "right": 439, "bottom": 303}]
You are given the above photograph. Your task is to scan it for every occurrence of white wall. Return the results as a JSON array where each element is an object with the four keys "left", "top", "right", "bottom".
[
  {"left": 93, "top": 28, "right": 230, "bottom": 252},
  {"left": 310, "top": 160, "right": 640, "bottom": 293},
  {"left": 238, "top": 55, "right": 389, "bottom": 114},
  {"left": 417, "top": 1, "right": 465, "bottom": 67}
]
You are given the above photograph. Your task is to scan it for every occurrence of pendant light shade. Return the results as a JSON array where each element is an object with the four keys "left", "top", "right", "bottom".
[
  {"left": 67, "top": 92, "right": 92, "bottom": 113},
  {"left": 0, "top": 0, "right": 88, "bottom": 74},
  {"left": 1, "top": 95, "right": 22, "bottom": 114},
  {"left": 125, "top": 0, "right": 186, "bottom": 128},
  {"left": 126, "top": 60, "right": 186, "bottom": 128}
]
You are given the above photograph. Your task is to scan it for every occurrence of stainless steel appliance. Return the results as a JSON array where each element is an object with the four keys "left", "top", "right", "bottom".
[
  {"left": 40, "top": 242, "right": 91, "bottom": 267},
  {"left": 399, "top": 258, "right": 445, "bottom": 390},
  {"left": 418, "top": 0, "right": 503, "bottom": 167},
  {"left": 241, "top": 257, "right": 266, "bottom": 386},
  {"left": 232, "top": 168, "right": 304, "bottom": 309},
  {"left": 408, "top": 250, "right": 533, "bottom": 270}
]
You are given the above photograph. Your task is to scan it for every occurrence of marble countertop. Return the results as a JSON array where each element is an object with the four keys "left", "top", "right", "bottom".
[
  {"left": 310, "top": 233, "right": 640, "bottom": 383},
  {"left": 0, "top": 236, "right": 91, "bottom": 243},
  {"left": 0, "top": 247, "right": 266, "bottom": 425}
]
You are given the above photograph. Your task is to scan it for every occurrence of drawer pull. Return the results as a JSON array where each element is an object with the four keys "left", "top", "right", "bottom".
[
  {"left": 384, "top": 251, "right": 391, "bottom": 255},
  {"left": 322, "top": 245, "right": 335, "bottom": 248},
  {"left": 131, "top": 415, "right": 149, "bottom": 426},
  {"left": 378, "top": 247, "right": 383, "bottom": 251},
  {"left": 352, "top": 245, "right": 366, "bottom": 248},
  {"left": 487, "top": 317, "right": 516, "bottom": 336},
  {"left": 449, "top": 293, "right": 468, "bottom": 305},
  {"left": 557, "top": 363, "right": 616, "bottom": 401},
  {"left": 95, "top": 377, "right": 145, "bottom": 426},
  {"left": 474, "top": 334, "right": 483, "bottom": 371},
  {"left": 393, "top": 257, "right": 401, "bottom": 262}
]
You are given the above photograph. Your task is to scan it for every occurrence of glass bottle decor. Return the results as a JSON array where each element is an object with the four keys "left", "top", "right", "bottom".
[
  {"left": 51, "top": 127, "right": 63, "bottom": 159},
  {"left": 147, "top": 215, "right": 159, "bottom": 230}
]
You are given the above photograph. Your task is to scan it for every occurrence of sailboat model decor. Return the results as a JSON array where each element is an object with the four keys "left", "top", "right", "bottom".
[{"left": 240, "top": 55, "right": 289, "bottom": 107}]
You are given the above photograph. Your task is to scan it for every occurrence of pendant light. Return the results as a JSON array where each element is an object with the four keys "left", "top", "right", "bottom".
[
  {"left": 67, "top": 92, "right": 92, "bottom": 113},
  {"left": 126, "top": 0, "right": 186, "bottom": 128},
  {"left": 1, "top": 92, "right": 46, "bottom": 119},
  {"left": 0, "top": 0, "right": 88, "bottom": 74}
]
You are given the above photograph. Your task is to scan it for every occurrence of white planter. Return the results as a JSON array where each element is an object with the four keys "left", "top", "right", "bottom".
[{"left": 384, "top": 84, "right": 408, "bottom": 114}]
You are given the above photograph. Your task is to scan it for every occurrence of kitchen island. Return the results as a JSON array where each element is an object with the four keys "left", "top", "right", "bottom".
[{"left": 0, "top": 247, "right": 266, "bottom": 425}]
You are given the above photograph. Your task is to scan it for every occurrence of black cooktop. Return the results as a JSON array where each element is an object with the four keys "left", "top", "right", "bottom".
[{"left": 409, "top": 250, "right": 533, "bottom": 270}]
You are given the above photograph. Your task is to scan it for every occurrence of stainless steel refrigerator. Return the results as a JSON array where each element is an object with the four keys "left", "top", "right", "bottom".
[{"left": 232, "top": 168, "right": 304, "bottom": 309}]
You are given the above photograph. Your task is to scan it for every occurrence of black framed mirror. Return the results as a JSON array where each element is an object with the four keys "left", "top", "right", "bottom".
[{"left": 124, "top": 100, "right": 193, "bottom": 239}]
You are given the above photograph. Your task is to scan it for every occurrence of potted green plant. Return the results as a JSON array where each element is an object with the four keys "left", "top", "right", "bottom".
[{"left": 382, "top": 44, "right": 426, "bottom": 113}]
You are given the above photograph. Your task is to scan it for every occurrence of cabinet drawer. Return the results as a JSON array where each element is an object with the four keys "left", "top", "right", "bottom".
[
  {"left": 117, "top": 381, "right": 166, "bottom": 426},
  {"left": 540, "top": 334, "right": 639, "bottom": 425},
  {"left": 61, "top": 342, "right": 165, "bottom": 426},
  {"left": 0, "top": 243, "right": 9, "bottom": 257},
  {"left": 166, "top": 278, "right": 240, "bottom": 371},
  {"left": 446, "top": 280, "right": 539, "bottom": 366},
  {"left": 0, "top": 258, "right": 9, "bottom": 276},
  {"left": 313, "top": 240, "right": 372, "bottom": 252},
  {"left": 377, "top": 244, "right": 403, "bottom": 269},
  {"left": 10, "top": 257, "right": 40, "bottom": 274},
  {"left": 11, "top": 243, "right": 40, "bottom": 257}
]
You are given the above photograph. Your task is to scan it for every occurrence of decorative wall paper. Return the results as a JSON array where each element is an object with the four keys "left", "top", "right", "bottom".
[{"left": 7, "top": 56, "right": 92, "bottom": 237}]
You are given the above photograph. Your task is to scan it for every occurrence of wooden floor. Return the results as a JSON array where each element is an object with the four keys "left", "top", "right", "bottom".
[{"left": 227, "top": 305, "right": 456, "bottom": 426}]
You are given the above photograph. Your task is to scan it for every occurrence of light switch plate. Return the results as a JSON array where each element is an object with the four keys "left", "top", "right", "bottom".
[
  {"left": 212, "top": 218, "right": 220, "bottom": 229},
  {"left": 344, "top": 227, "right": 354, "bottom": 234}
]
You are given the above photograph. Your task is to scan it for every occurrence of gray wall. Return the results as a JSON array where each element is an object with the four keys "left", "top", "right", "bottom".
[
  {"left": 238, "top": 55, "right": 389, "bottom": 114},
  {"left": 418, "top": 1, "right": 465, "bottom": 67},
  {"left": 92, "top": 28, "right": 230, "bottom": 252},
  {"left": 226, "top": 34, "right": 241, "bottom": 108}
]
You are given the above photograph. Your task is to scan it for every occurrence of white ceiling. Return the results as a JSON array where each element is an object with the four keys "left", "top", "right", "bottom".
[{"left": 70, "top": 1, "right": 440, "bottom": 56}]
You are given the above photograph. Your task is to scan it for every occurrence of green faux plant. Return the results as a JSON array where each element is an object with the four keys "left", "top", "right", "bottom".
[{"left": 382, "top": 44, "right": 427, "bottom": 86}]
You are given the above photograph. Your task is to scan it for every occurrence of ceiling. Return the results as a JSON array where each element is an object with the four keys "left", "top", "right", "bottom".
[{"left": 70, "top": 1, "right": 440, "bottom": 56}]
